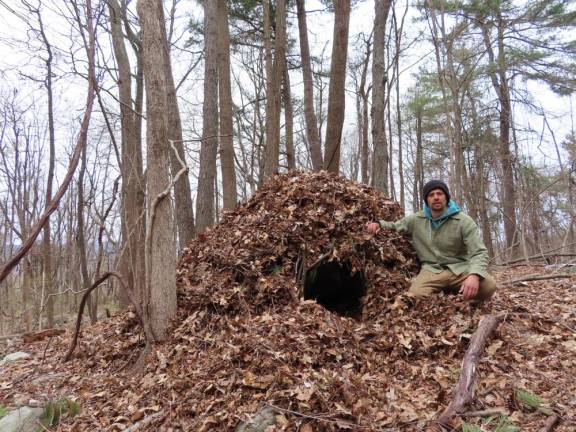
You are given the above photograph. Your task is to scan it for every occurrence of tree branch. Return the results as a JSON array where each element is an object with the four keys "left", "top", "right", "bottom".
[{"left": 433, "top": 312, "right": 507, "bottom": 429}]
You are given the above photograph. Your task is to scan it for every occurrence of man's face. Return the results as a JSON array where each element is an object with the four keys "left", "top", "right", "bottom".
[{"left": 426, "top": 189, "right": 447, "bottom": 213}]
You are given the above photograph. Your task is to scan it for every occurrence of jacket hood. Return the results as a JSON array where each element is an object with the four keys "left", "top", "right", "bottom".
[{"left": 423, "top": 200, "right": 461, "bottom": 230}]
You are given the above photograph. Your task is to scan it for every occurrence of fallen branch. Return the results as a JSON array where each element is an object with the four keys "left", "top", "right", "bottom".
[
  {"left": 63, "top": 272, "right": 127, "bottom": 362},
  {"left": 491, "top": 241, "right": 576, "bottom": 265},
  {"left": 502, "top": 273, "right": 573, "bottom": 285},
  {"left": 434, "top": 312, "right": 507, "bottom": 429},
  {"left": 461, "top": 408, "right": 508, "bottom": 418},
  {"left": 539, "top": 415, "right": 560, "bottom": 432},
  {"left": 23, "top": 329, "right": 65, "bottom": 343}
]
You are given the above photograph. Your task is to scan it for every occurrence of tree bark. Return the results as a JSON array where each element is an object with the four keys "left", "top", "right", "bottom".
[
  {"left": 76, "top": 142, "right": 97, "bottom": 324},
  {"left": 296, "top": 0, "right": 322, "bottom": 170},
  {"left": 371, "top": 0, "right": 392, "bottom": 192},
  {"left": 196, "top": 0, "right": 219, "bottom": 233},
  {"left": 160, "top": 1, "right": 196, "bottom": 250},
  {"left": 263, "top": 0, "right": 286, "bottom": 181},
  {"left": 217, "top": 0, "right": 238, "bottom": 210},
  {"left": 109, "top": 0, "right": 145, "bottom": 306},
  {"left": 137, "top": 0, "right": 177, "bottom": 341},
  {"left": 324, "top": 0, "right": 351, "bottom": 174},
  {"left": 282, "top": 57, "right": 296, "bottom": 170}
]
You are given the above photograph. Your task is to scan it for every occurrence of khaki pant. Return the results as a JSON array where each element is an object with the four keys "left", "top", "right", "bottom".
[{"left": 408, "top": 270, "right": 496, "bottom": 302}]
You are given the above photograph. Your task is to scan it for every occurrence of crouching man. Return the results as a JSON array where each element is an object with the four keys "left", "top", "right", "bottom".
[{"left": 366, "top": 180, "right": 496, "bottom": 303}]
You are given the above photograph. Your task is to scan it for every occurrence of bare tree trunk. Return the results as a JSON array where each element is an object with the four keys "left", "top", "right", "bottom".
[
  {"left": 196, "top": 0, "right": 219, "bottom": 233},
  {"left": 217, "top": 0, "right": 237, "bottom": 210},
  {"left": 393, "top": 7, "right": 405, "bottom": 209},
  {"left": 468, "top": 90, "right": 495, "bottom": 257},
  {"left": 425, "top": 1, "right": 457, "bottom": 192},
  {"left": 356, "top": 34, "right": 372, "bottom": 185},
  {"left": 263, "top": 0, "right": 286, "bottom": 181},
  {"left": 282, "top": 58, "right": 296, "bottom": 170},
  {"left": 160, "top": 1, "right": 195, "bottom": 250},
  {"left": 479, "top": 14, "right": 517, "bottom": 252},
  {"left": 23, "top": 247, "right": 33, "bottom": 331},
  {"left": 137, "top": 0, "right": 177, "bottom": 341},
  {"left": 371, "top": 0, "right": 392, "bottom": 192},
  {"left": 324, "top": 0, "right": 351, "bottom": 174},
  {"left": 296, "top": 0, "right": 322, "bottom": 170},
  {"left": 413, "top": 107, "right": 424, "bottom": 212},
  {"left": 29, "top": 3, "right": 56, "bottom": 329},
  {"left": 437, "top": 1, "right": 465, "bottom": 200},
  {"left": 77, "top": 142, "right": 97, "bottom": 324},
  {"left": 109, "top": 0, "right": 145, "bottom": 306}
]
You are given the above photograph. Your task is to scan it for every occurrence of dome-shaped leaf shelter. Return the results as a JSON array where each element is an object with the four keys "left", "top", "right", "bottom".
[{"left": 177, "top": 171, "right": 417, "bottom": 319}]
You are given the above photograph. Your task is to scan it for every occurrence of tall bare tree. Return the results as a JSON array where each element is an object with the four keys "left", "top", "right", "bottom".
[
  {"left": 296, "top": 0, "right": 322, "bottom": 170},
  {"left": 196, "top": 0, "right": 219, "bottom": 233},
  {"left": 108, "top": 0, "right": 145, "bottom": 305},
  {"left": 217, "top": 0, "right": 238, "bottom": 209},
  {"left": 161, "top": 1, "right": 195, "bottom": 249},
  {"left": 137, "top": 0, "right": 177, "bottom": 341},
  {"left": 282, "top": 57, "right": 296, "bottom": 170},
  {"left": 323, "top": 0, "right": 351, "bottom": 174},
  {"left": 371, "top": 0, "right": 393, "bottom": 192},
  {"left": 263, "top": 0, "right": 287, "bottom": 181}
]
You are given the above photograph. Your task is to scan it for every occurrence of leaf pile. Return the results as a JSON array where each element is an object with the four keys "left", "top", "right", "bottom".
[
  {"left": 176, "top": 170, "right": 417, "bottom": 319},
  {"left": 0, "top": 172, "right": 575, "bottom": 431}
]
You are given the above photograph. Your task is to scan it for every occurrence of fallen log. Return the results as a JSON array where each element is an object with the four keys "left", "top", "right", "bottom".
[
  {"left": 434, "top": 312, "right": 507, "bottom": 429},
  {"left": 22, "top": 328, "right": 65, "bottom": 343}
]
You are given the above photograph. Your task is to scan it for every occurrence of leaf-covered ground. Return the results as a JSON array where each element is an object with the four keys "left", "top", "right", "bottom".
[{"left": 1, "top": 172, "right": 575, "bottom": 431}]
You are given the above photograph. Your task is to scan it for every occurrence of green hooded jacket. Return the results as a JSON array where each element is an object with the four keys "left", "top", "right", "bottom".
[{"left": 379, "top": 209, "right": 489, "bottom": 279}]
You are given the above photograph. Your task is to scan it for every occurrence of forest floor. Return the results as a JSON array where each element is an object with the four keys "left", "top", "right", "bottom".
[{"left": 1, "top": 264, "right": 575, "bottom": 432}]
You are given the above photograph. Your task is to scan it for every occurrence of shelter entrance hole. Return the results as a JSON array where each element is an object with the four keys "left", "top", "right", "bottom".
[{"left": 304, "top": 260, "right": 366, "bottom": 317}]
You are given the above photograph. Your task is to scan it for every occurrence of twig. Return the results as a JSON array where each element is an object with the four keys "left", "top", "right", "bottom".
[
  {"left": 539, "top": 415, "right": 560, "bottom": 432},
  {"left": 502, "top": 273, "right": 573, "bottom": 285},
  {"left": 266, "top": 403, "right": 411, "bottom": 431},
  {"left": 461, "top": 408, "right": 508, "bottom": 417},
  {"left": 307, "top": 245, "right": 335, "bottom": 270},
  {"left": 41, "top": 336, "right": 54, "bottom": 364},
  {"left": 434, "top": 312, "right": 507, "bottom": 429},
  {"left": 123, "top": 411, "right": 164, "bottom": 432}
]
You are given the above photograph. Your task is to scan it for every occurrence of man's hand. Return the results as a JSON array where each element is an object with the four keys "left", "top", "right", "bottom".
[
  {"left": 459, "top": 274, "right": 480, "bottom": 300},
  {"left": 365, "top": 222, "right": 380, "bottom": 235}
]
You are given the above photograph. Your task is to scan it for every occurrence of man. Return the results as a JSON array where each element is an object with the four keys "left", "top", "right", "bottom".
[{"left": 365, "top": 180, "right": 496, "bottom": 303}]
